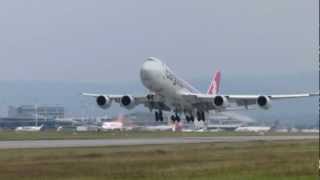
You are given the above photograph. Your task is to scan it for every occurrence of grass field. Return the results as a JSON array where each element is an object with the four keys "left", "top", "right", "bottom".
[
  {"left": 0, "top": 140, "right": 317, "bottom": 180},
  {"left": 0, "top": 131, "right": 314, "bottom": 141}
]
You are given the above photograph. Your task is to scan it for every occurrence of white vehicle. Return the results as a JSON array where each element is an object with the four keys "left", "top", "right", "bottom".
[
  {"left": 83, "top": 57, "right": 318, "bottom": 122},
  {"left": 15, "top": 125, "right": 44, "bottom": 132}
]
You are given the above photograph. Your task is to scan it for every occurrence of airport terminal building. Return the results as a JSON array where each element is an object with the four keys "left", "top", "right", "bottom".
[
  {"left": 0, "top": 105, "right": 65, "bottom": 129},
  {"left": 8, "top": 105, "right": 64, "bottom": 119}
]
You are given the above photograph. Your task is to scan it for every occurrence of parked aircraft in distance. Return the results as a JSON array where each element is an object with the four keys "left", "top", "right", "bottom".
[
  {"left": 83, "top": 57, "right": 319, "bottom": 122},
  {"left": 100, "top": 115, "right": 134, "bottom": 131},
  {"left": 15, "top": 125, "right": 44, "bottom": 132},
  {"left": 101, "top": 121, "right": 124, "bottom": 131}
]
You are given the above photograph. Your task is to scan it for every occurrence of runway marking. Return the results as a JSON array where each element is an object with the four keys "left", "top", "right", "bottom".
[{"left": 0, "top": 136, "right": 316, "bottom": 149}]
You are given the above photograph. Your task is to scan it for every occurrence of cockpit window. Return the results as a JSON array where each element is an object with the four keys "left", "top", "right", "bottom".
[{"left": 146, "top": 57, "right": 160, "bottom": 62}]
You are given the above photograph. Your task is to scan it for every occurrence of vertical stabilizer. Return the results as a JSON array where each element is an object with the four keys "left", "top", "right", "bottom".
[{"left": 207, "top": 71, "right": 221, "bottom": 95}]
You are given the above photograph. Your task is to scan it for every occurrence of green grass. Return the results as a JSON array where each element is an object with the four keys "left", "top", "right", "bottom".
[
  {"left": 0, "top": 131, "right": 314, "bottom": 141},
  {"left": 0, "top": 140, "right": 317, "bottom": 180}
]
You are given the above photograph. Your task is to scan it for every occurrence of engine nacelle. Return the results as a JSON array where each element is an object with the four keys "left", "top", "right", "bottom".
[
  {"left": 213, "top": 95, "right": 229, "bottom": 108},
  {"left": 257, "top": 96, "right": 272, "bottom": 110},
  {"left": 96, "top": 96, "right": 112, "bottom": 109},
  {"left": 120, "top": 95, "right": 136, "bottom": 109}
]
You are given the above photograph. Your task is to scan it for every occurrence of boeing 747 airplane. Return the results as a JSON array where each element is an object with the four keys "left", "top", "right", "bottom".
[{"left": 82, "top": 57, "right": 318, "bottom": 122}]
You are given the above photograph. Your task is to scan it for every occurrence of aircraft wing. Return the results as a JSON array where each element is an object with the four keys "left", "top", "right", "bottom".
[
  {"left": 81, "top": 93, "right": 144, "bottom": 104},
  {"left": 227, "top": 93, "right": 318, "bottom": 106},
  {"left": 81, "top": 93, "right": 171, "bottom": 111},
  {"left": 183, "top": 92, "right": 319, "bottom": 111}
]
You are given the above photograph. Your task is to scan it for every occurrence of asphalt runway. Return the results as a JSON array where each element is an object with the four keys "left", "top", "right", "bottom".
[{"left": 0, "top": 135, "right": 316, "bottom": 149}]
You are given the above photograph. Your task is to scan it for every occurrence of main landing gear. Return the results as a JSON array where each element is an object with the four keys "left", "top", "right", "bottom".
[
  {"left": 196, "top": 111, "right": 206, "bottom": 121},
  {"left": 155, "top": 111, "right": 164, "bottom": 122},
  {"left": 170, "top": 111, "right": 205, "bottom": 123},
  {"left": 170, "top": 113, "right": 181, "bottom": 122},
  {"left": 155, "top": 110, "right": 206, "bottom": 122},
  {"left": 185, "top": 115, "right": 195, "bottom": 123}
]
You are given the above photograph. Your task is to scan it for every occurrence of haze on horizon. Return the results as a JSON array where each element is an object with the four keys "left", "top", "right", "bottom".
[{"left": 0, "top": 0, "right": 318, "bottom": 83}]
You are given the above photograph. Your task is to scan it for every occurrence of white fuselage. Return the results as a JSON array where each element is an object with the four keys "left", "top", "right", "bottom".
[{"left": 140, "top": 57, "right": 200, "bottom": 112}]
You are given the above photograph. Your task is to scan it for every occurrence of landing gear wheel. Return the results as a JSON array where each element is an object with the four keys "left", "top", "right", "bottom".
[
  {"left": 196, "top": 111, "right": 202, "bottom": 121},
  {"left": 171, "top": 115, "right": 176, "bottom": 122},
  {"left": 186, "top": 115, "right": 190, "bottom": 123},
  {"left": 190, "top": 115, "right": 195, "bottom": 122},
  {"left": 176, "top": 115, "right": 181, "bottom": 122},
  {"left": 159, "top": 111, "right": 164, "bottom": 122},
  {"left": 155, "top": 111, "right": 164, "bottom": 122},
  {"left": 186, "top": 115, "right": 194, "bottom": 123},
  {"left": 196, "top": 111, "right": 205, "bottom": 121},
  {"left": 155, "top": 112, "right": 159, "bottom": 121},
  {"left": 171, "top": 113, "right": 181, "bottom": 122},
  {"left": 201, "top": 112, "right": 206, "bottom": 122}
]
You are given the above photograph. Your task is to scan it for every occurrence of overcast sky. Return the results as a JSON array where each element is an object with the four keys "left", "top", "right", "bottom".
[{"left": 0, "top": 0, "right": 318, "bottom": 83}]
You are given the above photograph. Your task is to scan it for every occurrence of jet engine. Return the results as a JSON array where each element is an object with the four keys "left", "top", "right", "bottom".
[
  {"left": 96, "top": 96, "right": 112, "bottom": 109},
  {"left": 120, "top": 95, "right": 136, "bottom": 109},
  {"left": 257, "top": 96, "right": 272, "bottom": 109},
  {"left": 213, "top": 95, "right": 229, "bottom": 108}
]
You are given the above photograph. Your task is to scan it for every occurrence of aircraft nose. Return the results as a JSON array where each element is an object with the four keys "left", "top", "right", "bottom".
[
  {"left": 141, "top": 57, "right": 161, "bottom": 77},
  {"left": 140, "top": 57, "right": 163, "bottom": 85}
]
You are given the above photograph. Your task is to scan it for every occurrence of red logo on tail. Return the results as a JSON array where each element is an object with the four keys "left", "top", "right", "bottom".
[{"left": 207, "top": 71, "right": 221, "bottom": 95}]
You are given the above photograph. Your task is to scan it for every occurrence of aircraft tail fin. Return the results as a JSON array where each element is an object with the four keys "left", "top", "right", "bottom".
[{"left": 207, "top": 70, "right": 221, "bottom": 95}]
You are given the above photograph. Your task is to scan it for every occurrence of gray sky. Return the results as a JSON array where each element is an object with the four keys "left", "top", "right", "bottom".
[{"left": 0, "top": 0, "right": 318, "bottom": 83}]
